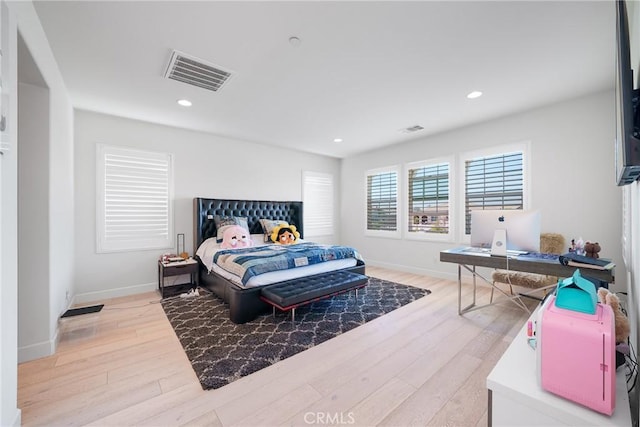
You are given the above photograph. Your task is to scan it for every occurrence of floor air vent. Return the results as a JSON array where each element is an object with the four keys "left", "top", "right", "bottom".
[{"left": 164, "top": 50, "right": 232, "bottom": 92}]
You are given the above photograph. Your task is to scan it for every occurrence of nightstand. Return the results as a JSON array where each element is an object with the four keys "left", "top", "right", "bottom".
[{"left": 158, "top": 258, "right": 198, "bottom": 298}]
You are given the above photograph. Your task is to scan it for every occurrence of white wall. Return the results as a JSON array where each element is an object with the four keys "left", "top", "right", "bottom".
[
  {"left": 47, "top": 61, "right": 74, "bottom": 343},
  {"left": 1, "top": 1, "right": 19, "bottom": 425},
  {"left": 0, "top": 2, "right": 74, "bottom": 426},
  {"left": 73, "top": 110, "right": 341, "bottom": 302},
  {"left": 626, "top": 180, "right": 639, "bottom": 420},
  {"left": 341, "top": 90, "right": 625, "bottom": 291},
  {"left": 17, "top": 82, "right": 51, "bottom": 361},
  {"left": 623, "top": 0, "right": 640, "bottom": 421},
  {"left": 7, "top": 0, "right": 74, "bottom": 370}
]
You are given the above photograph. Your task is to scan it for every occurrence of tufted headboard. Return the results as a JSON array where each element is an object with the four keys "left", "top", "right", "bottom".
[{"left": 193, "top": 198, "right": 304, "bottom": 252}]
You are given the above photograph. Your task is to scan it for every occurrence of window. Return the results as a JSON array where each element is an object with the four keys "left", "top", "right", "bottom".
[
  {"left": 406, "top": 160, "right": 451, "bottom": 239},
  {"left": 302, "top": 171, "right": 334, "bottom": 237},
  {"left": 96, "top": 144, "right": 173, "bottom": 253},
  {"left": 366, "top": 166, "right": 400, "bottom": 237},
  {"left": 463, "top": 148, "right": 526, "bottom": 235}
]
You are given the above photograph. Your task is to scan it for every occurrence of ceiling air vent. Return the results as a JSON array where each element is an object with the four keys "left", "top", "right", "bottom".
[
  {"left": 401, "top": 125, "right": 424, "bottom": 134},
  {"left": 164, "top": 50, "right": 232, "bottom": 92}
]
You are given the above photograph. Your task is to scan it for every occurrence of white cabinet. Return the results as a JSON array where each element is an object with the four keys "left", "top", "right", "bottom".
[{"left": 487, "top": 310, "right": 632, "bottom": 426}]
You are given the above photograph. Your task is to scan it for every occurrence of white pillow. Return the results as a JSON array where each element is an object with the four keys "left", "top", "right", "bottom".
[{"left": 195, "top": 237, "right": 220, "bottom": 264}]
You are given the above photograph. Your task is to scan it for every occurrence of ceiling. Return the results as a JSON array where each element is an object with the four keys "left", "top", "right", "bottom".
[{"left": 31, "top": 1, "right": 615, "bottom": 159}]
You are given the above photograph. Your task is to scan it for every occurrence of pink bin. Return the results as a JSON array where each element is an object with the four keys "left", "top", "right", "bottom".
[{"left": 537, "top": 295, "right": 616, "bottom": 415}]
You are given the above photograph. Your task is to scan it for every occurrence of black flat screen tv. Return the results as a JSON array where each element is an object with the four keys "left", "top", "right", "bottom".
[{"left": 615, "top": 0, "right": 640, "bottom": 185}]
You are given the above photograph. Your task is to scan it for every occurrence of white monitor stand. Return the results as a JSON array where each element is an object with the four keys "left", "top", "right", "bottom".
[{"left": 491, "top": 229, "right": 507, "bottom": 257}]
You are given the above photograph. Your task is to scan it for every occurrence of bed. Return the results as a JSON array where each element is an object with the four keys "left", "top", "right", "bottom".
[{"left": 193, "top": 198, "right": 366, "bottom": 323}]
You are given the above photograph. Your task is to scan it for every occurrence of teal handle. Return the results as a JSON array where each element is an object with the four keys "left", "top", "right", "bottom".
[{"left": 555, "top": 269, "right": 597, "bottom": 314}]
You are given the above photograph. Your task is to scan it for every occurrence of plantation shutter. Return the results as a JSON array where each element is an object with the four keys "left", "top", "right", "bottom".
[
  {"left": 97, "top": 144, "right": 173, "bottom": 252},
  {"left": 302, "top": 171, "right": 334, "bottom": 237},
  {"left": 367, "top": 170, "right": 398, "bottom": 231},
  {"left": 464, "top": 151, "right": 523, "bottom": 234},
  {"left": 408, "top": 162, "right": 449, "bottom": 234}
]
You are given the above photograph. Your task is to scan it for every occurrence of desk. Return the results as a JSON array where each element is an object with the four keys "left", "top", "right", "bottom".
[
  {"left": 487, "top": 309, "right": 631, "bottom": 426},
  {"left": 440, "top": 248, "right": 614, "bottom": 315}
]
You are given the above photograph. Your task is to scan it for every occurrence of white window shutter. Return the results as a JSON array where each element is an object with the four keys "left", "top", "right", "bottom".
[
  {"left": 464, "top": 151, "right": 524, "bottom": 235},
  {"left": 302, "top": 171, "right": 334, "bottom": 237},
  {"left": 407, "top": 161, "right": 450, "bottom": 235},
  {"left": 96, "top": 144, "right": 173, "bottom": 253},
  {"left": 366, "top": 168, "right": 399, "bottom": 233}
]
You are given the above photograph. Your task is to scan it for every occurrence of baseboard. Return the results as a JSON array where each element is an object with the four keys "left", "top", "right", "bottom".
[
  {"left": 9, "top": 408, "right": 21, "bottom": 427},
  {"left": 18, "top": 338, "right": 56, "bottom": 363},
  {"left": 72, "top": 281, "right": 158, "bottom": 305}
]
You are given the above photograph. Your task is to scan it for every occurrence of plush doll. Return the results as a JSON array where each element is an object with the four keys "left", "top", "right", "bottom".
[
  {"left": 220, "top": 225, "right": 254, "bottom": 249},
  {"left": 584, "top": 241, "right": 601, "bottom": 259},
  {"left": 598, "top": 287, "right": 631, "bottom": 368},
  {"left": 598, "top": 287, "right": 630, "bottom": 344},
  {"left": 271, "top": 224, "right": 300, "bottom": 245}
]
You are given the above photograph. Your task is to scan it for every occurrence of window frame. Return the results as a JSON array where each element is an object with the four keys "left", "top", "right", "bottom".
[
  {"left": 364, "top": 165, "right": 401, "bottom": 239},
  {"left": 458, "top": 141, "right": 531, "bottom": 244},
  {"left": 404, "top": 156, "right": 454, "bottom": 242},
  {"left": 96, "top": 144, "right": 174, "bottom": 253}
]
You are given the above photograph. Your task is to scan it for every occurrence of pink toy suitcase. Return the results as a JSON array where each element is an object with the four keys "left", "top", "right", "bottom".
[{"left": 537, "top": 295, "right": 616, "bottom": 415}]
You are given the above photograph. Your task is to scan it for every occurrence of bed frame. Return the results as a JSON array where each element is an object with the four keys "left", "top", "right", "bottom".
[{"left": 193, "top": 197, "right": 365, "bottom": 323}]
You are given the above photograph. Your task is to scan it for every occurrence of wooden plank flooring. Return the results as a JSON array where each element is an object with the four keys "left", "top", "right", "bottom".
[{"left": 17, "top": 266, "right": 536, "bottom": 426}]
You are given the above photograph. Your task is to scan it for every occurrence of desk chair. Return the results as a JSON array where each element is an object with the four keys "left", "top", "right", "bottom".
[{"left": 490, "top": 233, "right": 566, "bottom": 303}]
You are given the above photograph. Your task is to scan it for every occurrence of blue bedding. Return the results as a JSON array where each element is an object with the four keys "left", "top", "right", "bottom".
[{"left": 213, "top": 242, "right": 364, "bottom": 285}]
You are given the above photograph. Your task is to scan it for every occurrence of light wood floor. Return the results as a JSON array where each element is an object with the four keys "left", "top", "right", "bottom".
[{"left": 17, "top": 266, "right": 537, "bottom": 426}]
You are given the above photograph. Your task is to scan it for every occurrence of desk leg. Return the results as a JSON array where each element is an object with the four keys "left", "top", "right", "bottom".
[
  {"left": 458, "top": 264, "right": 462, "bottom": 315},
  {"left": 458, "top": 263, "right": 531, "bottom": 315},
  {"left": 472, "top": 265, "right": 477, "bottom": 307},
  {"left": 459, "top": 264, "right": 481, "bottom": 314}
]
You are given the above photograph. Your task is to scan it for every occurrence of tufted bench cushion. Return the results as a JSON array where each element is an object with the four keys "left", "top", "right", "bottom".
[{"left": 260, "top": 270, "right": 368, "bottom": 314}]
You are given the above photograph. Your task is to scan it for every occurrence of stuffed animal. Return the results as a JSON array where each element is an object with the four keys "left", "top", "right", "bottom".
[
  {"left": 598, "top": 287, "right": 630, "bottom": 344},
  {"left": 271, "top": 224, "right": 300, "bottom": 245},
  {"left": 585, "top": 241, "right": 601, "bottom": 259},
  {"left": 220, "top": 225, "right": 254, "bottom": 249}
]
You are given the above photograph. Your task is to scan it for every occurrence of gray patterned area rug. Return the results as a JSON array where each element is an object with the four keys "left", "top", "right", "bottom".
[{"left": 161, "top": 277, "right": 431, "bottom": 390}]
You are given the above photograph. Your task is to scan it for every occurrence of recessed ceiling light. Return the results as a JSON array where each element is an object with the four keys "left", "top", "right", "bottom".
[
  {"left": 177, "top": 99, "right": 192, "bottom": 107},
  {"left": 467, "top": 91, "right": 483, "bottom": 99},
  {"left": 333, "top": 138, "right": 343, "bottom": 143}
]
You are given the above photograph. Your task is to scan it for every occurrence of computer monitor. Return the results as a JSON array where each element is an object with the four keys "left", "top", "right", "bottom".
[{"left": 470, "top": 209, "right": 541, "bottom": 254}]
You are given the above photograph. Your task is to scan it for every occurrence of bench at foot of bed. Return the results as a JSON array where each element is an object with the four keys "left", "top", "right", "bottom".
[{"left": 259, "top": 270, "right": 369, "bottom": 322}]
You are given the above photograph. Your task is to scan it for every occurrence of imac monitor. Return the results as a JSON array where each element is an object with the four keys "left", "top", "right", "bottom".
[{"left": 470, "top": 209, "right": 541, "bottom": 255}]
